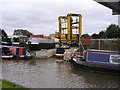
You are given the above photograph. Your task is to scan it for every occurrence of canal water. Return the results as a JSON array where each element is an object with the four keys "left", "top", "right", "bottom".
[{"left": 2, "top": 57, "right": 119, "bottom": 88}]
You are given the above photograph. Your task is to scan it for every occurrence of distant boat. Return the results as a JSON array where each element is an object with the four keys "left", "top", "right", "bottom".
[
  {"left": 55, "top": 47, "right": 65, "bottom": 58},
  {"left": 2, "top": 41, "right": 12, "bottom": 46},
  {"left": 26, "top": 35, "right": 55, "bottom": 50},
  {"left": 55, "top": 57, "right": 64, "bottom": 62}
]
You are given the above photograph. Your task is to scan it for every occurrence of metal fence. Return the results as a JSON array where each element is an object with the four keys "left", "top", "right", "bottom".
[{"left": 81, "top": 38, "right": 120, "bottom": 51}]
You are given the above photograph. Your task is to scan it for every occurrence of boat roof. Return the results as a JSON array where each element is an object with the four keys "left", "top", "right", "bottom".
[
  {"left": 0, "top": 45, "right": 24, "bottom": 48},
  {"left": 87, "top": 49, "right": 120, "bottom": 54}
]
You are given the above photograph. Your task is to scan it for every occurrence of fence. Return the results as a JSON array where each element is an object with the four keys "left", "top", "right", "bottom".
[{"left": 80, "top": 38, "right": 120, "bottom": 51}]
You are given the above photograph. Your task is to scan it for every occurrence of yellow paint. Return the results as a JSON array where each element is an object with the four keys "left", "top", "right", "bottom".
[
  {"left": 57, "top": 13, "right": 82, "bottom": 45},
  {"left": 2, "top": 55, "right": 13, "bottom": 58}
]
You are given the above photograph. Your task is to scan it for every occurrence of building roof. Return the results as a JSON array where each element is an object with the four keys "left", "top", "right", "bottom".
[{"left": 94, "top": 0, "right": 120, "bottom": 15}]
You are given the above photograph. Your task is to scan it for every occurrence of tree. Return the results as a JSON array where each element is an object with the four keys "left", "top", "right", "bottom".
[
  {"left": 0, "top": 29, "right": 8, "bottom": 41},
  {"left": 13, "top": 29, "right": 33, "bottom": 37},
  {"left": 98, "top": 30, "right": 105, "bottom": 38},
  {"left": 91, "top": 24, "right": 120, "bottom": 39},
  {"left": 105, "top": 24, "right": 120, "bottom": 38},
  {"left": 81, "top": 34, "right": 90, "bottom": 38},
  {"left": 91, "top": 33, "right": 99, "bottom": 39}
]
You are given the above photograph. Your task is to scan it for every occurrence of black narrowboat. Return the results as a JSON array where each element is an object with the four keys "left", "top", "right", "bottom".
[{"left": 70, "top": 49, "right": 120, "bottom": 74}]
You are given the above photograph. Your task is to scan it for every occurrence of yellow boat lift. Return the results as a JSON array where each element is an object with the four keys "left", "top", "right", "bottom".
[{"left": 57, "top": 13, "right": 82, "bottom": 46}]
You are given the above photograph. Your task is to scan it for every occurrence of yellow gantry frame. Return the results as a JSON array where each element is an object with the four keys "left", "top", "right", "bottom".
[
  {"left": 58, "top": 16, "right": 67, "bottom": 40},
  {"left": 58, "top": 13, "right": 82, "bottom": 45}
]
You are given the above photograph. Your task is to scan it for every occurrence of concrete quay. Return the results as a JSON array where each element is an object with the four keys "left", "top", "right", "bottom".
[
  {"left": 35, "top": 49, "right": 56, "bottom": 59},
  {"left": 35, "top": 47, "right": 78, "bottom": 60}
]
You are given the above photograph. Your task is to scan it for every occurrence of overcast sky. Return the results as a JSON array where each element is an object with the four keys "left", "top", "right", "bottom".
[{"left": 0, "top": 0, "right": 118, "bottom": 36}]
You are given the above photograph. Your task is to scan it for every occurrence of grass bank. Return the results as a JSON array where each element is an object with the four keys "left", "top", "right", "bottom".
[{"left": 0, "top": 79, "right": 30, "bottom": 90}]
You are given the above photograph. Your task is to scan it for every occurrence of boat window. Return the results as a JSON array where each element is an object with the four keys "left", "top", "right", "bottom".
[{"left": 31, "top": 38, "right": 39, "bottom": 42}]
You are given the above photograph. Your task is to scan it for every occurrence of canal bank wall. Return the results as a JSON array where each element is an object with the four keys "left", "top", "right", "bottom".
[
  {"left": 34, "top": 44, "right": 59, "bottom": 59},
  {"left": 35, "top": 49, "right": 56, "bottom": 59},
  {"left": 35, "top": 47, "right": 78, "bottom": 59}
]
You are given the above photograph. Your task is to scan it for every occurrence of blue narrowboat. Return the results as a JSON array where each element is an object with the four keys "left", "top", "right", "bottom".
[{"left": 70, "top": 49, "right": 120, "bottom": 73}]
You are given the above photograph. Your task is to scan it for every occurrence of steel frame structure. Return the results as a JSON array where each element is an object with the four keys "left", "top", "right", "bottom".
[{"left": 58, "top": 13, "right": 82, "bottom": 45}]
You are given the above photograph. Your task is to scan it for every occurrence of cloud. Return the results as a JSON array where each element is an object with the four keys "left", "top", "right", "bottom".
[{"left": 1, "top": 0, "right": 118, "bottom": 36}]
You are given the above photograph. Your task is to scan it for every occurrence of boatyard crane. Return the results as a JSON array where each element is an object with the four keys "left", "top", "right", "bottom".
[{"left": 57, "top": 13, "right": 82, "bottom": 46}]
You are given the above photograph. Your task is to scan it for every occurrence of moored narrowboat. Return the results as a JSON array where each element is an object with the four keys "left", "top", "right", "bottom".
[
  {"left": 55, "top": 47, "right": 65, "bottom": 58},
  {"left": 1, "top": 45, "right": 31, "bottom": 59},
  {"left": 70, "top": 49, "right": 120, "bottom": 73},
  {"left": 1, "top": 46, "right": 13, "bottom": 59},
  {"left": 26, "top": 35, "right": 55, "bottom": 50}
]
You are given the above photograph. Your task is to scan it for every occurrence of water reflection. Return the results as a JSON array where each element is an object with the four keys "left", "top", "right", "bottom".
[
  {"left": 30, "top": 59, "right": 37, "bottom": 66},
  {"left": 2, "top": 58, "right": 119, "bottom": 88}
]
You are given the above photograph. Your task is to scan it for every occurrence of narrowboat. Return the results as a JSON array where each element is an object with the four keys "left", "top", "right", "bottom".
[
  {"left": 55, "top": 47, "right": 65, "bottom": 58},
  {"left": 55, "top": 58, "right": 64, "bottom": 62},
  {"left": 2, "top": 41, "right": 12, "bottom": 46},
  {"left": 1, "top": 45, "right": 31, "bottom": 59},
  {"left": 70, "top": 49, "right": 120, "bottom": 73},
  {"left": 12, "top": 42, "right": 20, "bottom": 46},
  {"left": 1, "top": 46, "right": 13, "bottom": 59},
  {"left": 26, "top": 35, "right": 55, "bottom": 50}
]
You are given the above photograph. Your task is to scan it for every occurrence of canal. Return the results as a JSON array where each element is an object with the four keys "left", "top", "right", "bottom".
[{"left": 2, "top": 57, "right": 119, "bottom": 88}]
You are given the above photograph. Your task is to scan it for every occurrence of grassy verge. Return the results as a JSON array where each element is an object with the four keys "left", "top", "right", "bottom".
[{"left": 0, "top": 79, "right": 30, "bottom": 90}]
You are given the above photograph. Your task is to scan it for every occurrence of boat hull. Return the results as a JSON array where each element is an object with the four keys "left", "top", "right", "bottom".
[
  {"left": 2, "top": 55, "right": 13, "bottom": 59},
  {"left": 70, "top": 57, "right": 120, "bottom": 74},
  {"left": 70, "top": 49, "right": 120, "bottom": 74},
  {"left": 55, "top": 54, "right": 64, "bottom": 58},
  {"left": 28, "top": 43, "right": 55, "bottom": 50}
]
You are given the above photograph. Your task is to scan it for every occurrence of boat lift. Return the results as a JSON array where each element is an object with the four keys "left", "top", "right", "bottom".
[{"left": 57, "top": 13, "right": 82, "bottom": 46}]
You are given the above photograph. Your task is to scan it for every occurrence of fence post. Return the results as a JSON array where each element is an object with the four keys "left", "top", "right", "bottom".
[{"left": 98, "top": 39, "right": 100, "bottom": 50}]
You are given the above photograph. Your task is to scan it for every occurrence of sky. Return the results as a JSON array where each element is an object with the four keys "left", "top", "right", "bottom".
[{"left": 0, "top": 0, "right": 118, "bottom": 36}]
